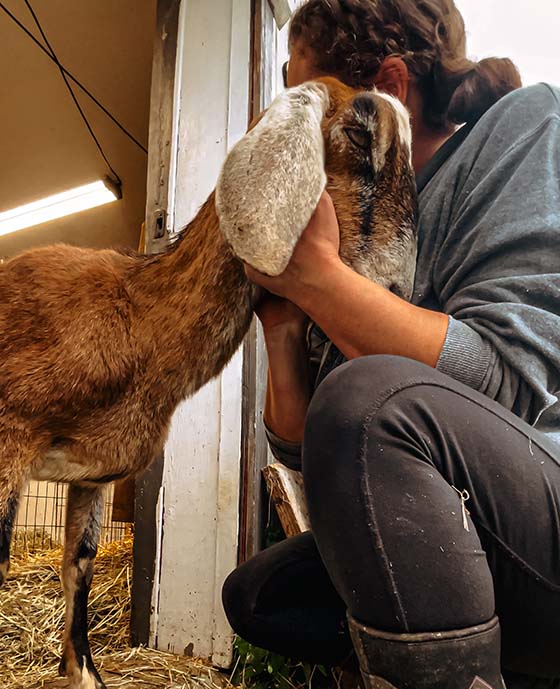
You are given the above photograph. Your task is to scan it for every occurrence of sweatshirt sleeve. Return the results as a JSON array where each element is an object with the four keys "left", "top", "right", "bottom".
[
  {"left": 264, "top": 422, "right": 302, "bottom": 470},
  {"left": 430, "top": 90, "right": 560, "bottom": 424}
]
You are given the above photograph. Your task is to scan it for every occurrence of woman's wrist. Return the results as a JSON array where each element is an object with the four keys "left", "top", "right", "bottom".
[
  {"left": 263, "top": 329, "right": 311, "bottom": 442},
  {"left": 287, "top": 254, "right": 348, "bottom": 314},
  {"left": 262, "top": 319, "right": 308, "bottom": 347},
  {"left": 264, "top": 333, "right": 309, "bottom": 389}
]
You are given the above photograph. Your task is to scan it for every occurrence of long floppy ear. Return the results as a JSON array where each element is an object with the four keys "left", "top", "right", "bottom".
[{"left": 215, "top": 82, "right": 329, "bottom": 276}]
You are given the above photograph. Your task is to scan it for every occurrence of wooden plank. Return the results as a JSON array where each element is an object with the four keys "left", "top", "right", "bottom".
[
  {"left": 240, "top": 0, "right": 270, "bottom": 554},
  {"left": 131, "top": 0, "right": 181, "bottom": 647},
  {"left": 111, "top": 477, "right": 135, "bottom": 523},
  {"left": 210, "top": 0, "right": 253, "bottom": 666},
  {"left": 239, "top": 320, "right": 270, "bottom": 561},
  {"left": 262, "top": 463, "right": 311, "bottom": 537},
  {"left": 154, "top": 0, "right": 251, "bottom": 667},
  {"left": 131, "top": 455, "right": 165, "bottom": 647}
]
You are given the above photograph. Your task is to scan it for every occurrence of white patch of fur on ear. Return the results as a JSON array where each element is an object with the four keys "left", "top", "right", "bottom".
[
  {"left": 215, "top": 82, "right": 329, "bottom": 276},
  {"left": 375, "top": 91, "right": 413, "bottom": 165}
]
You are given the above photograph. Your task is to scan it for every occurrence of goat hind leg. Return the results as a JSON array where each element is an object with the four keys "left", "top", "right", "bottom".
[
  {"left": 59, "top": 483, "right": 106, "bottom": 689},
  {"left": 0, "top": 492, "right": 19, "bottom": 586}
]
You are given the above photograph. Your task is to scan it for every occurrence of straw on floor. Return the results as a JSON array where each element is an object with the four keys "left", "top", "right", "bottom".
[{"left": 0, "top": 535, "right": 231, "bottom": 689}]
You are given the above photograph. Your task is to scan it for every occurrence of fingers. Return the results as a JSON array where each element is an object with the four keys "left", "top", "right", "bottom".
[
  {"left": 243, "top": 262, "right": 263, "bottom": 282},
  {"left": 244, "top": 262, "right": 277, "bottom": 291},
  {"left": 314, "top": 189, "right": 336, "bottom": 218},
  {"left": 301, "top": 190, "right": 337, "bottom": 236}
]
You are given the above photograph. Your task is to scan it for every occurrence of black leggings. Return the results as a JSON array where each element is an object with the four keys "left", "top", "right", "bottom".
[{"left": 223, "top": 356, "right": 560, "bottom": 680}]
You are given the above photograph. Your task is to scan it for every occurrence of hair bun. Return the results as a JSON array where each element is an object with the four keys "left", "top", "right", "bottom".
[{"left": 448, "top": 57, "right": 522, "bottom": 125}]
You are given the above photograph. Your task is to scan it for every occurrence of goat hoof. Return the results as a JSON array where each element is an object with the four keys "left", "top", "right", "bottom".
[
  {"left": 64, "top": 656, "right": 106, "bottom": 689},
  {"left": 68, "top": 667, "right": 106, "bottom": 689},
  {"left": 58, "top": 656, "right": 66, "bottom": 676},
  {"left": 0, "top": 560, "right": 9, "bottom": 587}
]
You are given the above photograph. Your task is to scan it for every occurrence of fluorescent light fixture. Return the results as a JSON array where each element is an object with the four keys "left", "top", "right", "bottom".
[{"left": 0, "top": 180, "right": 120, "bottom": 237}]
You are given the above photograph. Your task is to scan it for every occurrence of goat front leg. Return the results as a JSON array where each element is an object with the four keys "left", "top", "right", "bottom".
[
  {"left": 0, "top": 412, "right": 42, "bottom": 585},
  {"left": 59, "top": 483, "right": 106, "bottom": 689}
]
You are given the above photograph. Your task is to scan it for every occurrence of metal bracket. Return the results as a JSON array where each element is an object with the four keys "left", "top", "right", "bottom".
[{"left": 152, "top": 208, "right": 167, "bottom": 239}]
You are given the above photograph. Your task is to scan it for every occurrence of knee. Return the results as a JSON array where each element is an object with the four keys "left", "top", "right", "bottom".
[
  {"left": 222, "top": 562, "right": 257, "bottom": 640},
  {"left": 307, "top": 355, "right": 431, "bottom": 425},
  {"left": 319, "top": 354, "right": 433, "bottom": 401},
  {"left": 303, "top": 355, "right": 431, "bottom": 475}
]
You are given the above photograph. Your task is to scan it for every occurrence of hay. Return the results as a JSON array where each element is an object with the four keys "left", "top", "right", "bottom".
[
  {"left": 11, "top": 529, "right": 62, "bottom": 556},
  {"left": 0, "top": 537, "right": 231, "bottom": 689},
  {"left": 25, "top": 648, "right": 232, "bottom": 688}
]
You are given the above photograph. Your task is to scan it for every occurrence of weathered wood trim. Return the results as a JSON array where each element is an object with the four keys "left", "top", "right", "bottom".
[
  {"left": 249, "top": 0, "right": 262, "bottom": 120},
  {"left": 239, "top": 321, "right": 269, "bottom": 561},
  {"left": 130, "top": 0, "right": 181, "bottom": 647},
  {"left": 262, "top": 463, "right": 310, "bottom": 537},
  {"left": 238, "top": 0, "right": 291, "bottom": 563},
  {"left": 238, "top": 3, "right": 266, "bottom": 556},
  {"left": 211, "top": 0, "right": 253, "bottom": 666},
  {"left": 131, "top": 457, "right": 165, "bottom": 646},
  {"left": 144, "top": 0, "right": 181, "bottom": 255}
]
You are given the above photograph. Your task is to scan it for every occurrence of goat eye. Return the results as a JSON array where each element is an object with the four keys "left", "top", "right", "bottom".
[{"left": 344, "top": 128, "right": 371, "bottom": 150}]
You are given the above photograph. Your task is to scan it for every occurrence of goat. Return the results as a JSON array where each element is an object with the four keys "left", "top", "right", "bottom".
[{"left": 0, "top": 77, "right": 417, "bottom": 689}]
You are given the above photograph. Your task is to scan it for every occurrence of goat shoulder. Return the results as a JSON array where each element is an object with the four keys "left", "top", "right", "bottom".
[{"left": 0, "top": 244, "right": 141, "bottom": 416}]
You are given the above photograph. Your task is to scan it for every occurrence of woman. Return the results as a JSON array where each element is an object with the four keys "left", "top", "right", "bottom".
[{"left": 223, "top": 1, "right": 560, "bottom": 687}]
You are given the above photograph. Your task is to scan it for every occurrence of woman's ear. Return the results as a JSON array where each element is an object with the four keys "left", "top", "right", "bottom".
[
  {"left": 216, "top": 82, "right": 329, "bottom": 276},
  {"left": 374, "top": 56, "right": 410, "bottom": 105}
]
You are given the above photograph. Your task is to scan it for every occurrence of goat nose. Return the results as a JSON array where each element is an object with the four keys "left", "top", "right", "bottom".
[{"left": 353, "top": 94, "right": 377, "bottom": 119}]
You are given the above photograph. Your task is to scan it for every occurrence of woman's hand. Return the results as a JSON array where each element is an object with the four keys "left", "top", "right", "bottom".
[
  {"left": 244, "top": 190, "right": 341, "bottom": 307},
  {"left": 253, "top": 292, "right": 308, "bottom": 334}
]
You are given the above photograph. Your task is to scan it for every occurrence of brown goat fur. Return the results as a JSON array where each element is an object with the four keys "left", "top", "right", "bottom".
[{"left": 0, "top": 77, "right": 416, "bottom": 688}]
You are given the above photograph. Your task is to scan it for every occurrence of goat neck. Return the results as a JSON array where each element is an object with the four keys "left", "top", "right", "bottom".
[{"left": 133, "top": 193, "right": 256, "bottom": 400}]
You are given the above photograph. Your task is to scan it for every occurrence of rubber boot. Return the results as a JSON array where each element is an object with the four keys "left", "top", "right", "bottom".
[{"left": 348, "top": 614, "right": 505, "bottom": 689}]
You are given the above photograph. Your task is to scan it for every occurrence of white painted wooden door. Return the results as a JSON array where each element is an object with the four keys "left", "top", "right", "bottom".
[
  {"left": 150, "top": 0, "right": 251, "bottom": 667},
  {"left": 149, "top": 0, "right": 294, "bottom": 668}
]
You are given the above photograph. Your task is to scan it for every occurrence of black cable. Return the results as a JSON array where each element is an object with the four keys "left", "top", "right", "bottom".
[
  {"left": 24, "top": 0, "right": 122, "bottom": 186},
  {"left": 0, "top": 0, "right": 148, "bottom": 155}
]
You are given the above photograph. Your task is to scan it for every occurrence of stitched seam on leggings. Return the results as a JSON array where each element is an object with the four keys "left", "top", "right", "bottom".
[
  {"left": 357, "top": 423, "right": 410, "bottom": 631},
  {"left": 474, "top": 520, "right": 560, "bottom": 593},
  {"left": 353, "top": 375, "right": 560, "bottom": 630},
  {"left": 355, "top": 381, "right": 429, "bottom": 632},
  {"left": 358, "top": 377, "right": 560, "bottom": 599},
  {"left": 353, "top": 377, "right": 471, "bottom": 632}
]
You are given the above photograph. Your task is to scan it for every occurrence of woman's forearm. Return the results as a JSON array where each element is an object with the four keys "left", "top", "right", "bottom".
[
  {"left": 263, "top": 325, "right": 312, "bottom": 443},
  {"left": 293, "top": 258, "right": 449, "bottom": 367}
]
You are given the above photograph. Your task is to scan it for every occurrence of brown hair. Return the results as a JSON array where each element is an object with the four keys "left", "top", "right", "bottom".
[{"left": 289, "top": 0, "right": 522, "bottom": 130}]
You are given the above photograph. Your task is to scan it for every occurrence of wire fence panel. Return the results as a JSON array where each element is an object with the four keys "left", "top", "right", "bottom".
[{"left": 13, "top": 481, "right": 129, "bottom": 556}]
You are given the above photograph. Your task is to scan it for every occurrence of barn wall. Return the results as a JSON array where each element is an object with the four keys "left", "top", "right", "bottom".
[{"left": 0, "top": 0, "right": 155, "bottom": 256}]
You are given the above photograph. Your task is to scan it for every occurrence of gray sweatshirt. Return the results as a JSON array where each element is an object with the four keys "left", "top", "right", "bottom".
[{"left": 267, "top": 83, "right": 560, "bottom": 467}]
